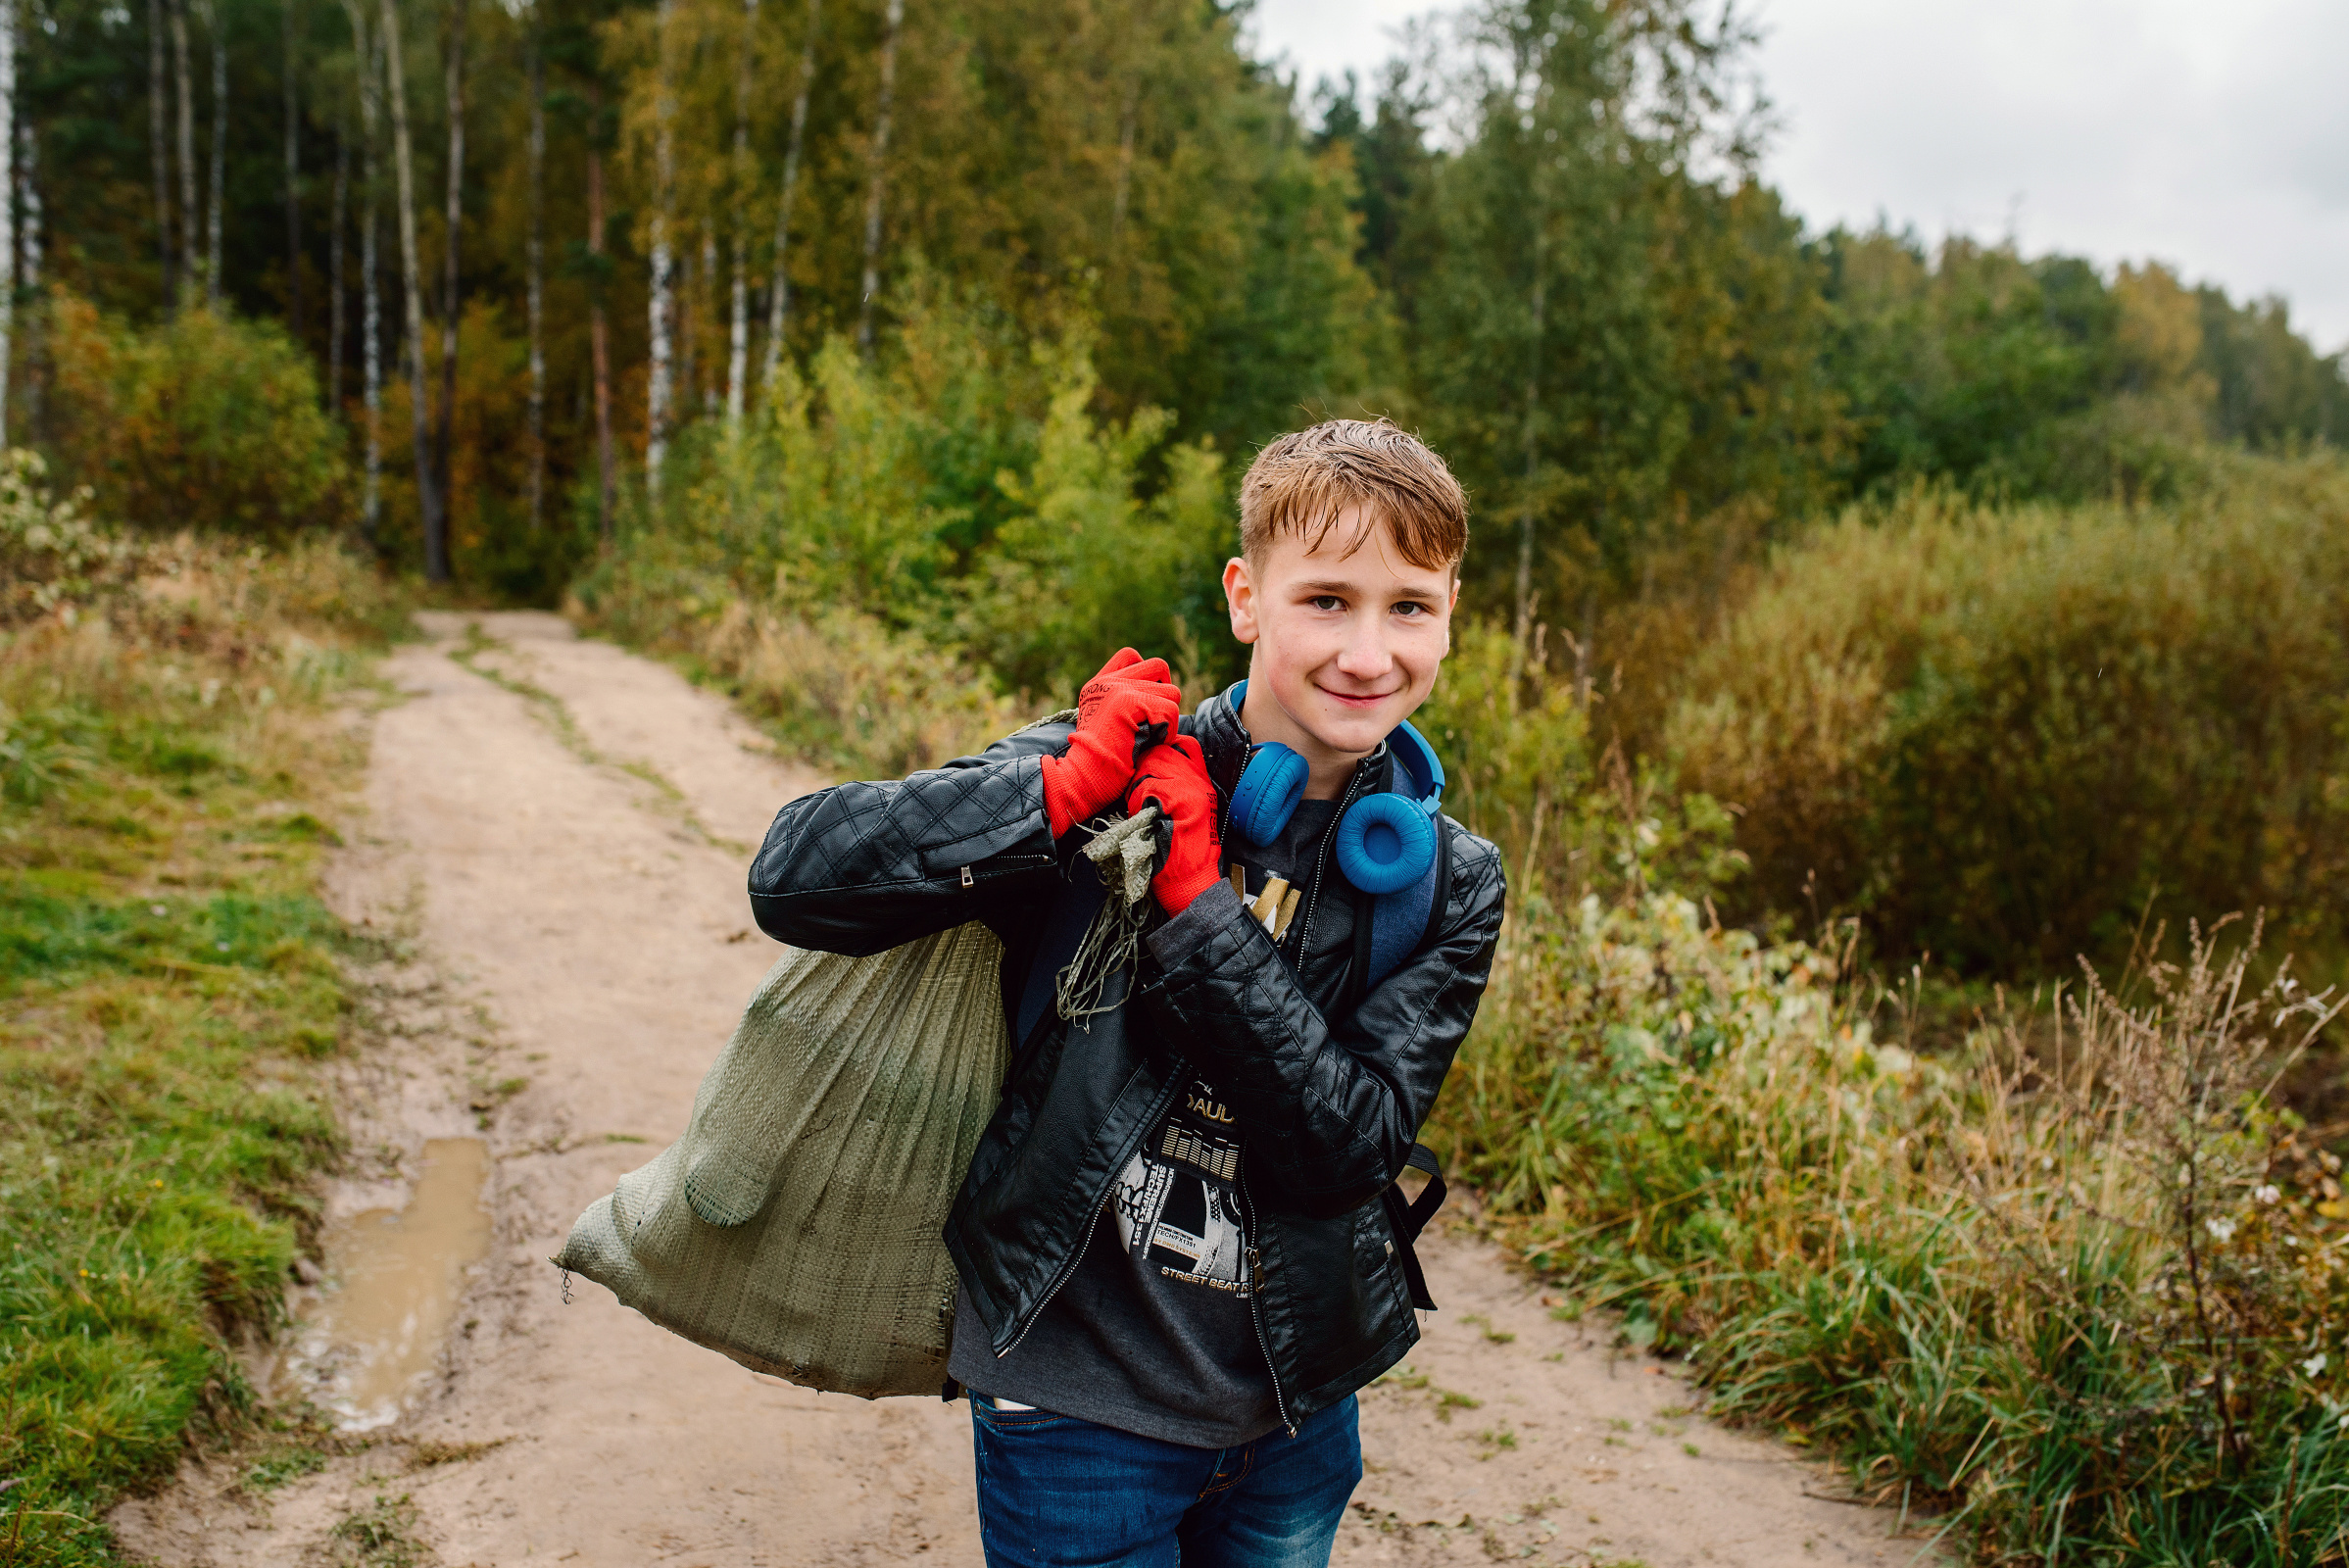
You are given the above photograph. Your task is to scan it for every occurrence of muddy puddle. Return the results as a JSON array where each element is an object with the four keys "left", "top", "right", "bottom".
[{"left": 278, "top": 1137, "right": 493, "bottom": 1431}]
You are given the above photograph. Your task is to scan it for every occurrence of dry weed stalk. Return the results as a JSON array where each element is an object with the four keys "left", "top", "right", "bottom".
[{"left": 1963, "top": 916, "right": 2345, "bottom": 1487}]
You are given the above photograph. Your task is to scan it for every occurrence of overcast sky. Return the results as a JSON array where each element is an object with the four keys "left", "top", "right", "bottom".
[{"left": 1245, "top": 0, "right": 2349, "bottom": 352}]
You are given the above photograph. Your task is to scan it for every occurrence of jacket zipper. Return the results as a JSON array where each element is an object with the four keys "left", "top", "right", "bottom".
[
  {"left": 1291, "top": 755, "right": 1374, "bottom": 963},
  {"left": 1240, "top": 1167, "right": 1297, "bottom": 1436},
  {"left": 998, "top": 1070, "right": 1187, "bottom": 1358}
]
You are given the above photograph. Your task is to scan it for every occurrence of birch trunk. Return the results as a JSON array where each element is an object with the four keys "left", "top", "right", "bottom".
[
  {"left": 203, "top": 0, "right": 223, "bottom": 307},
  {"left": 524, "top": 23, "right": 544, "bottom": 529},
  {"left": 723, "top": 0, "right": 755, "bottom": 430},
  {"left": 151, "top": 0, "right": 174, "bottom": 306},
  {"left": 378, "top": 0, "right": 447, "bottom": 580},
  {"left": 284, "top": 0, "right": 301, "bottom": 337},
  {"left": 586, "top": 119, "right": 614, "bottom": 537},
  {"left": 0, "top": 0, "right": 16, "bottom": 446},
  {"left": 171, "top": 0, "right": 197, "bottom": 296},
  {"left": 433, "top": 0, "right": 465, "bottom": 525},
  {"left": 854, "top": 0, "right": 903, "bottom": 355},
  {"left": 338, "top": 0, "right": 382, "bottom": 540},
  {"left": 759, "top": 0, "right": 818, "bottom": 389},
  {"left": 643, "top": 0, "right": 675, "bottom": 507}
]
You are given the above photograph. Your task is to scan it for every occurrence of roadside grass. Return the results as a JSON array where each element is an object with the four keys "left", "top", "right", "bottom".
[
  {"left": 1436, "top": 891, "right": 2349, "bottom": 1564},
  {"left": 0, "top": 482, "right": 405, "bottom": 1564}
]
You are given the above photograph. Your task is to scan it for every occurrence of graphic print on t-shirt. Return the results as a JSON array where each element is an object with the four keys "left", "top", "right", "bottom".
[{"left": 1111, "top": 1078, "right": 1249, "bottom": 1295}]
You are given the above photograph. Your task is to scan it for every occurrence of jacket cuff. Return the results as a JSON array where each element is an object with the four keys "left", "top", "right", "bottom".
[{"left": 1146, "top": 875, "right": 1247, "bottom": 969}]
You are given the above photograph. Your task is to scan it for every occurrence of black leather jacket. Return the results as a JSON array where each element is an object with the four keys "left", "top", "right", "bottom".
[{"left": 747, "top": 687, "right": 1507, "bottom": 1429}]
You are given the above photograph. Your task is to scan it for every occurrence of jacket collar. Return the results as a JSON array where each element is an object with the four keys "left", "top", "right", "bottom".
[{"left": 1192, "top": 685, "right": 1391, "bottom": 806}]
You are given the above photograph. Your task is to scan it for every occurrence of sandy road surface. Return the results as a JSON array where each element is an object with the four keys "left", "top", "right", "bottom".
[{"left": 114, "top": 612, "right": 1937, "bottom": 1568}]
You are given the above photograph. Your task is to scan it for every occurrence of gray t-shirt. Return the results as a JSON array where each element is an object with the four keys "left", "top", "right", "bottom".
[{"left": 949, "top": 798, "right": 1341, "bottom": 1447}]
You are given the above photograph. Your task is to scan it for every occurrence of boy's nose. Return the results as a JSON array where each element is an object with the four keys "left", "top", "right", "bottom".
[{"left": 1334, "top": 617, "right": 1395, "bottom": 681}]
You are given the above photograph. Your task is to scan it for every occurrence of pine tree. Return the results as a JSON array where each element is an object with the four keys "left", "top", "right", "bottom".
[{"left": 201, "top": 0, "right": 223, "bottom": 307}]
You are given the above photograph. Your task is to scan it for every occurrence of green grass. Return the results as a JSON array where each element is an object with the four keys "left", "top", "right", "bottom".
[
  {"left": 1436, "top": 890, "right": 2349, "bottom": 1565},
  {"left": 0, "top": 541, "right": 400, "bottom": 1564}
]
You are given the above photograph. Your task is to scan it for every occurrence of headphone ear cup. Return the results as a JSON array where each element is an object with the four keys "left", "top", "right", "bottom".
[
  {"left": 1334, "top": 792, "right": 1436, "bottom": 895},
  {"left": 1227, "top": 743, "right": 1308, "bottom": 848}
]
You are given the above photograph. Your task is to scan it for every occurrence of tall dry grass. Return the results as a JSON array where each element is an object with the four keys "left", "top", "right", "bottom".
[{"left": 1437, "top": 884, "right": 2348, "bottom": 1563}]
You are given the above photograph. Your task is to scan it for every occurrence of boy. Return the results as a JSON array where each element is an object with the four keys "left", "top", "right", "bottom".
[{"left": 748, "top": 419, "right": 1507, "bottom": 1567}]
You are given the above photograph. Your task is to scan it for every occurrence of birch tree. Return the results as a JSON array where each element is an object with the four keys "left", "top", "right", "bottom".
[
  {"left": 758, "top": 0, "right": 817, "bottom": 390},
  {"left": 854, "top": 0, "right": 903, "bottom": 355},
  {"left": 643, "top": 0, "right": 676, "bottom": 505},
  {"left": 722, "top": 0, "right": 755, "bottom": 431},
  {"left": 378, "top": 0, "right": 449, "bottom": 580}
]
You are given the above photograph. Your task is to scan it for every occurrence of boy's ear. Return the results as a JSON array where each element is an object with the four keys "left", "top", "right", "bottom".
[{"left": 1222, "top": 557, "right": 1259, "bottom": 645}]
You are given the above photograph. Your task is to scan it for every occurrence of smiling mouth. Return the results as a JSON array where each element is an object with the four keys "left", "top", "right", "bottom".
[{"left": 1316, "top": 684, "right": 1401, "bottom": 710}]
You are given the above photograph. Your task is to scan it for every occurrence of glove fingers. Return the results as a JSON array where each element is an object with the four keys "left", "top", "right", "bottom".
[
  {"left": 1106, "top": 657, "right": 1172, "bottom": 687},
  {"left": 1095, "top": 647, "right": 1145, "bottom": 680}
]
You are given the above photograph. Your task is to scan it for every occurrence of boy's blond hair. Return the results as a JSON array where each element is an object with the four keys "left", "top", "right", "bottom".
[{"left": 1238, "top": 419, "right": 1469, "bottom": 574}]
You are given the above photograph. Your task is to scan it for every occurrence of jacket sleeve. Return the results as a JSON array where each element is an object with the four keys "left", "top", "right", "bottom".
[
  {"left": 747, "top": 725, "right": 1072, "bottom": 956},
  {"left": 1136, "top": 822, "right": 1508, "bottom": 1218}
]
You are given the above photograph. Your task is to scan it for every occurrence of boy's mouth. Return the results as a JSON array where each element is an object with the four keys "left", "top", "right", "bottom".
[{"left": 1315, "top": 683, "right": 1403, "bottom": 711}]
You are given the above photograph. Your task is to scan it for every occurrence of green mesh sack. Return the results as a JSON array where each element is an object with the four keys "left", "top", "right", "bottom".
[{"left": 552, "top": 920, "right": 1008, "bottom": 1398}]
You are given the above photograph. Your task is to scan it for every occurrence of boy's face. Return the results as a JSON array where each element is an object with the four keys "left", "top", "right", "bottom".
[{"left": 1222, "top": 508, "right": 1458, "bottom": 787}]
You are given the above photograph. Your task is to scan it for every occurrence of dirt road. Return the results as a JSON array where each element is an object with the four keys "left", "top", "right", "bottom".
[{"left": 114, "top": 612, "right": 1936, "bottom": 1568}]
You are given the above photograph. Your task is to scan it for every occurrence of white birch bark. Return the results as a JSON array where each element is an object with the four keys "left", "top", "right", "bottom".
[
  {"left": 378, "top": 0, "right": 447, "bottom": 579},
  {"left": 723, "top": 0, "right": 756, "bottom": 432},
  {"left": 759, "top": 0, "right": 818, "bottom": 390},
  {"left": 202, "top": 0, "right": 223, "bottom": 307},
  {"left": 854, "top": 0, "right": 903, "bottom": 355},
  {"left": 643, "top": 0, "right": 676, "bottom": 507},
  {"left": 524, "top": 18, "right": 544, "bottom": 528}
]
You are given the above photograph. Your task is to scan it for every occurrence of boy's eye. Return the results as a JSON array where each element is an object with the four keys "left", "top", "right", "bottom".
[
  {"left": 1393, "top": 601, "right": 1430, "bottom": 617},
  {"left": 1309, "top": 596, "right": 1345, "bottom": 612}
]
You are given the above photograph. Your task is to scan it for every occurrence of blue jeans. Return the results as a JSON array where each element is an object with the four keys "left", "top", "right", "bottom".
[{"left": 969, "top": 1396, "right": 1361, "bottom": 1568}]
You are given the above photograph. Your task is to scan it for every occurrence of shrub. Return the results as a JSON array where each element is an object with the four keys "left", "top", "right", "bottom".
[
  {"left": 1437, "top": 894, "right": 2347, "bottom": 1563},
  {"left": 1668, "top": 453, "right": 2349, "bottom": 973},
  {"left": 43, "top": 289, "right": 352, "bottom": 537}
]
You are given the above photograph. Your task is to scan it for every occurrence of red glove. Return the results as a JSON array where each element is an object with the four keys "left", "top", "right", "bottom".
[
  {"left": 1041, "top": 649, "right": 1183, "bottom": 837},
  {"left": 1126, "top": 735, "right": 1223, "bottom": 914}
]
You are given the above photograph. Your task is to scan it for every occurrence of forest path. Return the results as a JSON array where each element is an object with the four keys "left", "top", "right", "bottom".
[{"left": 114, "top": 612, "right": 1935, "bottom": 1568}]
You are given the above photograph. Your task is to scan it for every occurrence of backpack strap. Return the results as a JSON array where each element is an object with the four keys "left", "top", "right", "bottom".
[
  {"left": 1365, "top": 808, "right": 1449, "bottom": 993},
  {"left": 1380, "top": 1143, "right": 1447, "bottom": 1311}
]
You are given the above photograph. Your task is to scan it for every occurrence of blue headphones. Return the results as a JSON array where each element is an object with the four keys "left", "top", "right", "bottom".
[{"left": 1221, "top": 680, "right": 1446, "bottom": 895}]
